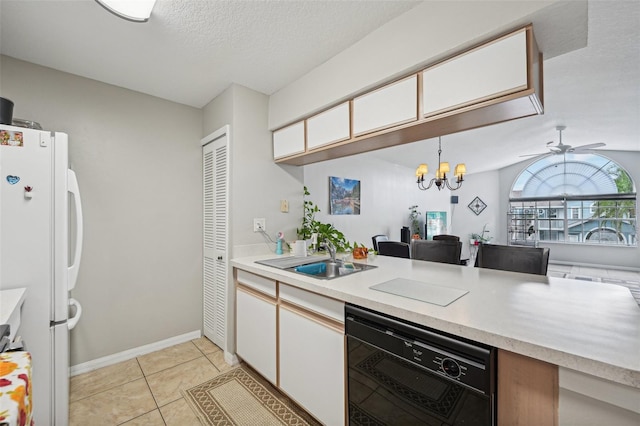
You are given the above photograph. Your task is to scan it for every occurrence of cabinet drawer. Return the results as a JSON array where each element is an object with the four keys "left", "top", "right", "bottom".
[
  {"left": 279, "top": 283, "right": 344, "bottom": 323},
  {"left": 306, "top": 102, "right": 350, "bottom": 150},
  {"left": 423, "top": 29, "right": 528, "bottom": 117},
  {"left": 273, "top": 121, "right": 305, "bottom": 159},
  {"left": 353, "top": 75, "right": 417, "bottom": 136},
  {"left": 236, "top": 269, "right": 276, "bottom": 298}
]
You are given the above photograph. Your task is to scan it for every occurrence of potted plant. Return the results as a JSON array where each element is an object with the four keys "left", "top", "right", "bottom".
[
  {"left": 351, "top": 242, "right": 368, "bottom": 260},
  {"left": 408, "top": 205, "right": 422, "bottom": 239},
  {"left": 297, "top": 186, "right": 351, "bottom": 252},
  {"left": 470, "top": 224, "right": 492, "bottom": 246}
]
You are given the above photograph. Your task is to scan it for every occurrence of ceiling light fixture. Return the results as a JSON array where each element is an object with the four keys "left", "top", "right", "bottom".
[
  {"left": 415, "top": 137, "right": 466, "bottom": 191},
  {"left": 95, "top": 0, "right": 156, "bottom": 23}
]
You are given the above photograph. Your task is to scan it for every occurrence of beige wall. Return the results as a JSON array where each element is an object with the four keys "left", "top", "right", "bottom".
[
  {"left": 203, "top": 84, "right": 303, "bottom": 257},
  {"left": 202, "top": 83, "right": 303, "bottom": 356},
  {"left": 1, "top": 55, "right": 204, "bottom": 365}
]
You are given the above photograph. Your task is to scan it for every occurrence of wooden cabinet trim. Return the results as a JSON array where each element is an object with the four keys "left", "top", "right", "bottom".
[
  {"left": 272, "top": 121, "right": 305, "bottom": 160},
  {"left": 279, "top": 299, "right": 345, "bottom": 334},
  {"left": 305, "top": 102, "right": 351, "bottom": 150},
  {"left": 497, "top": 349, "right": 559, "bottom": 426},
  {"left": 274, "top": 24, "right": 541, "bottom": 166},
  {"left": 237, "top": 282, "right": 277, "bottom": 304},
  {"left": 352, "top": 74, "right": 418, "bottom": 137}
]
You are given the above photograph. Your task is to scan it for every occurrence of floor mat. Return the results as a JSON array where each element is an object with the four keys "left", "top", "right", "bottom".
[{"left": 182, "top": 364, "right": 320, "bottom": 426}]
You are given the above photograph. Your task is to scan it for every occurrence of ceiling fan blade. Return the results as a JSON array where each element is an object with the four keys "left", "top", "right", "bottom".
[
  {"left": 572, "top": 142, "right": 606, "bottom": 151},
  {"left": 519, "top": 152, "right": 549, "bottom": 157},
  {"left": 519, "top": 153, "right": 553, "bottom": 160}
]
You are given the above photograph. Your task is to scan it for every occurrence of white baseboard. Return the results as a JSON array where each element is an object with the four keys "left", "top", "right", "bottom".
[
  {"left": 224, "top": 350, "right": 239, "bottom": 366},
  {"left": 70, "top": 330, "right": 202, "bottom": 376}
]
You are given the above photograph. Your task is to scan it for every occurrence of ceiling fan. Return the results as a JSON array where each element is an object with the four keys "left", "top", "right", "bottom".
[{"left": 520, "top": 126, "right": 606, "bottom": 159}]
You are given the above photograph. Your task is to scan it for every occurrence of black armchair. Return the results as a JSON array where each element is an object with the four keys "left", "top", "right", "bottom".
[
  {"left": 377, "top": 241, "right": 410, "bottom": 259},
  {"left": 371, "top": 234, "right": 389, "bottom": 252},
  {"left": 476, "top": 243, "right": 550, "bottom": 275},
  {"left": 411, "top": 239, "right": 462, "bottom": 265}
]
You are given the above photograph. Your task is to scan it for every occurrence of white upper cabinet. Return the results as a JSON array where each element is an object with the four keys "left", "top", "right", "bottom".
[
  {"left": 352, "top": 75, "right": 417, "bottom": 136},
  {"left": 422, "top": 29, "right": 528, "bottom": 117},
  {"left": 306, "top": 102, "right": 350, "bottom": 150},
  {"left": 273, "top": 121, "right": 305, "bottom": 159}
]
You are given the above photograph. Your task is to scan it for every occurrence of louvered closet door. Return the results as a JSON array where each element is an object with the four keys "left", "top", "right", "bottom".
[{"left": 202, "top": 131, "right": 229, "bottom": 349}]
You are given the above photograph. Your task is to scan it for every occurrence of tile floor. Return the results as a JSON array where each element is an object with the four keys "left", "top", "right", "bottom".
[
  {"left": 69, "top": 266, "right": 639, "bottom": 425},
  {"left": 69, "top": 337, "right": 232, "bottom": 425}
]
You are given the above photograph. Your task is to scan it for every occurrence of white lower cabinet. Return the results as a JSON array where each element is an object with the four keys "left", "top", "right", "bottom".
[
  {"left": 235, "top": 270, "right": 346, "bottom": 425},
  {"left": 236, "top": 286, "right": 277, "bottom": 384},
  {"left": 279, "top": 304, "right": 345, "bottom": 426},
  {"left": 559, "top": 367, "right": 640, "bottom": 426}
]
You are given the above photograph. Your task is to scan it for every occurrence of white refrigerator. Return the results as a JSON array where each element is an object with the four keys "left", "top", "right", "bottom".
[{"left": 0, "top": 124, "right": 83, "bottom": 425}]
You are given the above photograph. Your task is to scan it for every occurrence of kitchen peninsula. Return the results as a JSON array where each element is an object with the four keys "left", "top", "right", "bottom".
[{"left": 231, "top": 254, "right": 640, "bottom": 425}]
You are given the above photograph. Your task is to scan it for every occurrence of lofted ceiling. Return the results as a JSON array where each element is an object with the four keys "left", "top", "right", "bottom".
[
  {"left": 0, "top": 0, "right": 638, "bottom": 174},
  {"left": 364, "top": 0, "right": 640, "bottom": 174}
]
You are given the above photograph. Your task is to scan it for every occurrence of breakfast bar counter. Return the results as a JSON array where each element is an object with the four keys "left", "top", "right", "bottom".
[{"left": 232, "top": 254, "right": 640, "bottom": 389}]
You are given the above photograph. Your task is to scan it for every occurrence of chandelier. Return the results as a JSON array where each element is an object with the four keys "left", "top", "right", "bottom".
[{"left": 415, "top": 137, "right": 466, "bottom": 191}]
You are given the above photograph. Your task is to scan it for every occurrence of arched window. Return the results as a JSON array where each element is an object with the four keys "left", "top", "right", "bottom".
[{"left": 508, "top": 153, "right": 637, "bottom": 246}]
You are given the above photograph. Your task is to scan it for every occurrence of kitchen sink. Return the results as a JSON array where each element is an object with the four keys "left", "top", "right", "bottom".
[{"left": 286, "top": 259, "right": 376, "bottom": 280}]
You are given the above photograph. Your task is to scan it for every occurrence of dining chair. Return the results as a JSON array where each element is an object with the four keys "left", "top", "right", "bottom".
[
  {"left": 411, "top": 239, "right": 462, "bottom": 265},
  {"left": 376, "top": 241, "right": 410, "bottom": 259},
  {"left": 475, "top": 243, "right": 550, "bottom": 275},
  {"left": 371, "top": 234, "right": 389, "bottom": 252},
  {"left": 433, "top": 234, "right": 460, "bottom": 241}
]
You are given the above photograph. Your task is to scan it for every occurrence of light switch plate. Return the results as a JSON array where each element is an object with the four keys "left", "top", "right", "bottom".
[{"left": 280, "top": 199, "right": 289, "bottom": 213}]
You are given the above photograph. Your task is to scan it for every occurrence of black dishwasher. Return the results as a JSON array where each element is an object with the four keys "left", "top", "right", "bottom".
[{"left": 346, "top": 304, "right": 496, "bottom": 425}]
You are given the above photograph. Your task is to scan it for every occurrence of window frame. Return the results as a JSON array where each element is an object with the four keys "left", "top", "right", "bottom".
[{"left": 508, "top": 193, "right": 637, "bottom": 247}]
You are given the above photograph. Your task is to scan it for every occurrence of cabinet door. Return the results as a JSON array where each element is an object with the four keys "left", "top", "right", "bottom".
[
  {"left": 306, "top": 102, "right": 350, "bottom": 150},
  {"left": 353, "top": 75, "right": 417, "bottom": 136},
  {"left": 236, "top": 287, "right": 277, "bottom": 384},
  {"left": 279, "top": 305, "right": 345, "bottom": 426},
  {"left": 559, "top": 368, "right": 640, "bottom": 426},
  {"left": 203, "top": 130, "right": 229, "bottom": 349},
  {"left": 273, "top": 121, "right": 305, "bottom": 159},
  {"left": 423, "top": 29, "right": 527, "bottom": 117}
]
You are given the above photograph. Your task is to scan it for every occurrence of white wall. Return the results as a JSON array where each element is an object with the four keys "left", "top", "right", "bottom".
[
  {"left": 268, "top": 1, "right": 556, "bottom": 129},
  {"left": 499, "top": 151, "right": 640, "bottom": 270},
  {"left": 449, "top": 170, "right": 501, "bottom": 259},
  {"left": 1, "top": 55, "right": 203, "bottom": 365},
  {"left": 303, "top": 155, "right": 453, "bottom": 249}
]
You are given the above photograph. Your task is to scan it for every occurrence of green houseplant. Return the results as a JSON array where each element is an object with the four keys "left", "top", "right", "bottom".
[
  {"left": 297, "top": 186, "right": 351, "bottom": 252},
  {"left": 470, "top": 224, "right": 492, "bottom": 245}
]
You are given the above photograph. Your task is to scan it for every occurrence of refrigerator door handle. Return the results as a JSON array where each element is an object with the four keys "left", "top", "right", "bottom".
[
  {"left": 68, "top": 298, "right": 82, "bottom": 330},
  {"left": 67, "top": 169, "right": 83, "bottom": 291}
]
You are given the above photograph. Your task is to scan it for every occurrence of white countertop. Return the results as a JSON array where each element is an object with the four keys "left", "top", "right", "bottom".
[
  {"left": 231, "top": 254, "right": 640, "bottom": 388},
  {"left": 1, "top": 288, "right": 27, "bottom": 341}
]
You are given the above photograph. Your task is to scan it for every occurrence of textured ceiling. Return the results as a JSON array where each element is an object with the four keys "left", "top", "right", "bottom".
[
  {"left": 0, "top": 0, "right": 420, "bottom": 107},
  {"left": 0, "top": 0, "right": 638, "bottom": 174}
]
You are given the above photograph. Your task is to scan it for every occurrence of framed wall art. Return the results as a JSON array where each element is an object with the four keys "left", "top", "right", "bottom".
[
  {"left": 329, "top": 176, "right": 361, "bottom": 215},
  {"left": 468, "top": 196, "right": 487, "bottom": 215}
]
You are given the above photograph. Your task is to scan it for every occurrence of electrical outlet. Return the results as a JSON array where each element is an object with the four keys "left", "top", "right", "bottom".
[
  {"left": 280, "top": 199, "right": 289, "bottom": 213},
  {"left": 253, "top": 218, "right": 266, "bottom": 232}
]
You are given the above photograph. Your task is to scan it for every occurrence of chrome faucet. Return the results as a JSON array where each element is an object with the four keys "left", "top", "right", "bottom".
[{"left": 322, "top": 239, "right": 337, "bottom": 263}]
